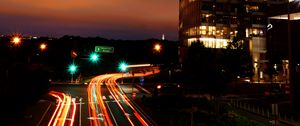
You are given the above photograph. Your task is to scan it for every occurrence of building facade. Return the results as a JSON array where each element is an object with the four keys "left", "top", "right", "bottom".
[{"left": 179, "top": 0, "right": 268, "bottom": 82}]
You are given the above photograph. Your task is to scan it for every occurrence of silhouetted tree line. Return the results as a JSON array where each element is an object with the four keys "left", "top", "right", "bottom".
[
  {"left": 0, "top": 35, "right": 178, "bottom": 123},
  {"left": 0, "top": 35, "right": 178, "bottom": 81},
  {"left": 46, "top": 35, "right": 178, "bottom": 81}
]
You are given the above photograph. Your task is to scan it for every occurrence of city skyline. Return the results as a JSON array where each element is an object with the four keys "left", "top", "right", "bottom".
[{"left": 0, "top": 0, "right": 178, "bottom": 40}]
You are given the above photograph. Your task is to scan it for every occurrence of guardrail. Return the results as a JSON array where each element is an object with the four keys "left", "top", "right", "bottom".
[{"left": 229, "top": 99, "right": 299, "bottom": 126}]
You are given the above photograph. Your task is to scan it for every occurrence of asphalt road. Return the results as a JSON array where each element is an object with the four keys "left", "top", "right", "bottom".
[
  {"left": 10, "top": 70, "right": 159, "bottom": 126},
  {"left": 86, "top": 73, "right": 156, "bottom": 126}
]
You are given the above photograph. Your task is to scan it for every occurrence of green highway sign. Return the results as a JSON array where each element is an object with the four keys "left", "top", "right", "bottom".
[{"left": 95, "top": 46, "right": 114, "bottom": 53}]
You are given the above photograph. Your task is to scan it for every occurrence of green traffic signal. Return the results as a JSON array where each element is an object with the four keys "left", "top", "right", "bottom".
[
  {"left": 89, "top": 53, "right": 99, "bottom": 62},
  {"left": 119, "top": 62, "right": 127, "bottom": 71},
  {"left": 68, "top": 64, "right": 78, "bottom": 74}
]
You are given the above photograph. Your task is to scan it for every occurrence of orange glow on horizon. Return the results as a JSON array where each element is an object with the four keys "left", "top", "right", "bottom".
[{"left": 0, "top": 1, "right": 178, "bottom": 40}]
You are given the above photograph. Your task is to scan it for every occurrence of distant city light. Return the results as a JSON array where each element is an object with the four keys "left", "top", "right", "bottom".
[{"left": 157, "top": 85, "right": 162, "bottom": 89}]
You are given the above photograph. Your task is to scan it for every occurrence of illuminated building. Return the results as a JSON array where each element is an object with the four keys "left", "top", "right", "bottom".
[{"left": 179, "top": 0, "right": 268, "bottom": 82}]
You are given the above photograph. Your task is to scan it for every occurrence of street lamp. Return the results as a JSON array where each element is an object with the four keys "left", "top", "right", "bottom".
[
  {"left": 154, "top": 43, "right": 161, "bottom": 52},
  {"left": 40, "top": 43, "right": 47, "bottom": 51},
  {"left": 11, "top": 36, "right": 21, "bottom": 45}
]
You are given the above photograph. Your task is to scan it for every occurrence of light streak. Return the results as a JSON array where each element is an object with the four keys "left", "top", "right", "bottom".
[
  {"left": 86, "top": 69, "right": 159, "bottom": 125},
  {"left": 48, "top": 91, "right": 76, "bottom": 126}
]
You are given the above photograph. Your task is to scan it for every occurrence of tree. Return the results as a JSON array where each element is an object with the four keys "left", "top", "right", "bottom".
[
  {"left": 222, "top": 37, "right": 253, "bottom": 78},
  {"left": 183, "top": 41, "right": 228, "bottom": 96}
]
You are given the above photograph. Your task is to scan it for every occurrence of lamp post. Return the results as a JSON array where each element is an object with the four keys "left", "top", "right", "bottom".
[
  {"left": 11, "top": 36, "right": 22, "bottom": 45},
  {"left": 40, "top": 43, "right": 47, "bottom": 51},
  {"left": 153, "top": 43, "right": 162, "bottom": 65},
  {"left": 154, "top": 44, "right": 161, "bottom": 52}
]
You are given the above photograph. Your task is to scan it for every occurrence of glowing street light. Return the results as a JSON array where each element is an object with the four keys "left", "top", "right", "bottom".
[
  {"left": 11, "top": 36, "right": 21, "bottom": 45},
  {"left": 154, "top": 44, "right": 161, "bottom": 52},
  {"left": 40, "top": 43, "right": 47, "bottom": 50}
]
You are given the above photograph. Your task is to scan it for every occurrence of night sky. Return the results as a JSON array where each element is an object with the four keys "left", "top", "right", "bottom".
[{"left": 0, "top": 0, "right": 178, "bottom": 40}]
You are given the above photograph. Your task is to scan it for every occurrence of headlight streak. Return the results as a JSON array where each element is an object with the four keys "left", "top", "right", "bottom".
[
  {"left": 109, "top": 75, "right": 147, "bottom": 126},
  {"left": 88, "top": 76, "right": 113, "bottom": 126},
  {"left": 48, "top": 92, "right": 62, "bottom": 126},
  {"left": 48, "top": 91, "right": 76, "bottom": 126},
  {"left": 106, "top": 80, "right": 135, "bottom": 126},
  {"left": 87, "top": 68, "right": 159, "bottom": 126},
  {"left": 70, "top": 98, "right": 77, "bottom": 126}
]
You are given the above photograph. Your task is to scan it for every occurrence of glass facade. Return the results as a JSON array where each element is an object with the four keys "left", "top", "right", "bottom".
[
  {"left": 179, "top": 0, "right": 267, "bottom": 47},
  {"left": 179, "top": 0, "right": 268, "bottom": 81}
]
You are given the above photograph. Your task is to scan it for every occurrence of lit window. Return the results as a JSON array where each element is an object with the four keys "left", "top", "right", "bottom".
[
  {"left": 260, "top": 30, "right": 263, "bottom": 35},
  {"left": 187, "top": 37, "right": 229, "bottom": 48},
  {"left": 253, "top": 29, "right": 258, "bottom": 35},
  {"left": 246, "top": 5, "right": 259, "bottom": 12}
]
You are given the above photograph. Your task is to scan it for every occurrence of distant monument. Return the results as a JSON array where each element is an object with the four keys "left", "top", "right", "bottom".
[{"left": 162, "top": 34, "right": 165, "bottom": 40}]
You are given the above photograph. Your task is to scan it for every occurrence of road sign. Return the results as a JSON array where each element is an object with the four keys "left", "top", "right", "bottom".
[{"left": 95, "top": 46, "right": 114, "bottom": 53}]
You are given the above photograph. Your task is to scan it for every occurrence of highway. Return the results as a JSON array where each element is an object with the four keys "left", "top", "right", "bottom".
[
  {"left": 87, "top": 70, "right": 159, "bottom": 126},
  {"left": 10, "top": 69, "right": 159, "bottom": 126},
  {"left": 47, "top": 91, "right": 77, "bottom": 126}
]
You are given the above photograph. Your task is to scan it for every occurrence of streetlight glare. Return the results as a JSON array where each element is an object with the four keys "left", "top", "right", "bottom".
[
  {"left": 40, "top": 43, "right": 47, "bottom": 50},
  {"left": 154, "top": 44, "right": 161, "bottom": 52},
  {"left": 11, "top": 36, "right": 21, "bottom": 45}
]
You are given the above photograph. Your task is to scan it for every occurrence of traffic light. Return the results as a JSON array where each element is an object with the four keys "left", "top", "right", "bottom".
[
  {"left": 68, "top": 64, "right": 78, "bottom": 74},
  {"left": 119, "top": 62, "right": 127, "bottom": 71},
  {"left": 89, "top": 53, "right": 99, "bottom": 63}
]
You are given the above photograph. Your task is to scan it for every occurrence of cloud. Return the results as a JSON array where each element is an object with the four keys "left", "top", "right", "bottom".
[{"left": 0, "top": 0, "right": 178, "bottom": 40}]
